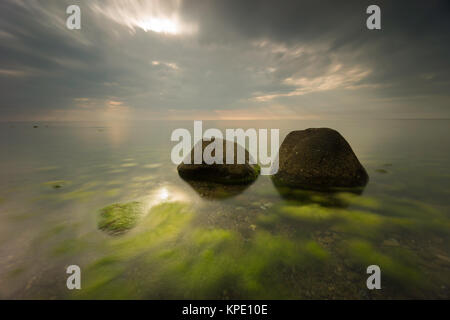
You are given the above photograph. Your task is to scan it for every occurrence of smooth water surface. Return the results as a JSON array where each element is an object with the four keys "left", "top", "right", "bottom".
[{"left": 0, "top": 120, "right": 449, "bottom": 299}]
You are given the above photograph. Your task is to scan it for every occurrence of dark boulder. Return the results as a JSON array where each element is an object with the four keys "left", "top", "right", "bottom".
[
  {"left": 177, "top": 138, "right": 260, "bottom": 185},
  {"left": 272, "top": 128, "right": 368, "bottom": 191}
]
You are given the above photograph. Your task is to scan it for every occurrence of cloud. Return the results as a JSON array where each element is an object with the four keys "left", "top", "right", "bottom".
[
  {"left": 0, "top": 0, "right": 449, "bottom": 121},
  {"left": 90, "top": 0, "right": 197, "bottom": 35}
]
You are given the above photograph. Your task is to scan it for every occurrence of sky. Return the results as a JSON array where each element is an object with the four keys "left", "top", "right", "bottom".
[{"left": 0, "top": 0, "right": 449, "bottom": 121}]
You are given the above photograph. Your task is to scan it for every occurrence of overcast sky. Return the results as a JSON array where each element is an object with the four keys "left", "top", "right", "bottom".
[{"left": 0, "top": 0, "right": 449, "bottom": 121}]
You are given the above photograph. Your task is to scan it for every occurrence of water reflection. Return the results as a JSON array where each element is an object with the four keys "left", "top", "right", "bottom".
[
  {"left": 179, "top": 178, "right": 254, "bottom": 200},
  {"left": 271, "top": 177, "right": 366, "bottom": 208}
]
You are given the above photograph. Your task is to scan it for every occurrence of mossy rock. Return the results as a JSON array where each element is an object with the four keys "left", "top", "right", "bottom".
[
  {"left": 177, "top": 138, "right": 260, "bottom": 185},
  {"left": 98, "top": 201, "right": 143, "bottom": 235}
]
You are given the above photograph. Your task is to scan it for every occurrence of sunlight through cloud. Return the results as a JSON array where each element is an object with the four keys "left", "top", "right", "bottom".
[{"left": 90, "top": 0, "right": 197, "bottom": 35}]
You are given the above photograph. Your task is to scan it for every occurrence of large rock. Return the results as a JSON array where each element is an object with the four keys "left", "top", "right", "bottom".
[
  {"left": 272, "top": 128, "right": 368, "bottom": 190},
  {"left": 177, "top": 138, "right": 260, "bottom": 185}
]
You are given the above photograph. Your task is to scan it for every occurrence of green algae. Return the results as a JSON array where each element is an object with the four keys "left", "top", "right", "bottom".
[
  {"left": 305, "top": 241, "right": 329, "bottom": 260},
  {"left": 98, "top": 201, "right": 143, "bottom": 235},
  {"left": 156, "top": 230, "right": 306, "bottom": 299},
  {"left": 343, "top": 240, "right": 424, "bottom": 288},
  {"left": 335, "top": 192, "right": 381, "bottom": 209},
  {"left": 257, "top": 213, "right": 279, "bottom": 225},
  {"left": 279, "top": 204, "right": 334, "bottom": 222},
  {"left": 76, "top": 202, "right": 195, "bottom": 299},
  {"left": 271, "top": 183, "right": 361, "bottom": 207},
  {"left": 63, "top": 188, "right": 450, "bottom": 299},
  {"left": 113, "top": 202, "right": 194, "bottom": 257},
  {"left": 51, "top": 238, "right": 88, "bottom": 256},
  {"left": 74, "top": 256, "right": 130, "bottom": 299},
  {"left": 193, "top": 229, "right": 236, "bottom": 248},
  {"left": 105, "top": 188, "right": 120, "bottom": 197},
  {"left": 277, "top": 202, "right": 407, "bottom": 240},
  {"left": 120, "top": 163, "right": 138, "bottom": 168},
  {"left": 35, "top": 224, "right": 67, "bottom": 244},
  {"left": 78, "top": 202, "right": 325, "bottom": 299}
]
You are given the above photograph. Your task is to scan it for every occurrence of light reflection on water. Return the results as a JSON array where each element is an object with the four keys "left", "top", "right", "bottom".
[{"left": 0, "top": 120, "right": 449, "bottom": 299}]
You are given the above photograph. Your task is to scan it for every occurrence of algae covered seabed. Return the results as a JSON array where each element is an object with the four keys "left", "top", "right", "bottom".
[{"left": 0, "top": 120, "right": 449, "bottom": 299}]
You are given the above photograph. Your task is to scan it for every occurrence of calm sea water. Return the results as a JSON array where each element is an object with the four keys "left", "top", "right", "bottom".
[{"left": 0, "top": 120, "right": 449, "bottom": 299}]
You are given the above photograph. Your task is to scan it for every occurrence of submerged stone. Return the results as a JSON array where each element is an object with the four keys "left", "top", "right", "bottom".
[
  {"left": 273, "top": 128, "right": 368, "bottom": 191},
  {"left": 43, "top": 180, "right": 71, "bottom": 189},
  {"left": 98, "top": 201, "right": 143, "bottom": 235},
  {"left": 177, "top": 138, "right": 260, "bottom": 185}
]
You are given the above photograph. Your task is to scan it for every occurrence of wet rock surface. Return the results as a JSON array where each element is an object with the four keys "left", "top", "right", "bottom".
[
  {"left": 178, "top": 139, "right": 260, "bottom": 185},
  {"left": 273, "top": 128, "right": 369, "bottom": 191}
]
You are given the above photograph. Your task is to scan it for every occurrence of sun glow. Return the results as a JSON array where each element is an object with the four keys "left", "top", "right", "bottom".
[
  {"left": 159, "top": 187, "right": 170, "bottom": 201},
  {"left": 137, "top": 17, "right": 178, "bottom": 34},
  {"left": 91, "top": 0, "right": 196, "bottom": 35},
  {"left": 139, "top": 186, "right": 190, "bottom": 213}
]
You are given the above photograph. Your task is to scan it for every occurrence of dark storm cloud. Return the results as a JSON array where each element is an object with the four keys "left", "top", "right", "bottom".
[
  {"left": 0, "top": 0, "right": 449, "bottom": 120},
  {"left": 182, "top": 0, "right": 450, "bottom": 94}
]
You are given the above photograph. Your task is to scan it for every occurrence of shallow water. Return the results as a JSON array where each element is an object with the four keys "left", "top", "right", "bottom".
[{"left": 0, "top": 120, "right": 449, "bottom": 299}]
